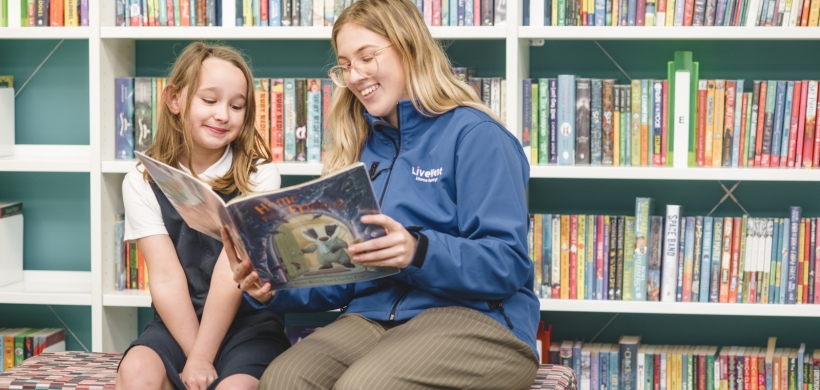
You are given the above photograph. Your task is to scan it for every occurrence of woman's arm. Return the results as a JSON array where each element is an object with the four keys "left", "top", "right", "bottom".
[{"left": 139, "top": 234, "right": 200, "bottom": 355}]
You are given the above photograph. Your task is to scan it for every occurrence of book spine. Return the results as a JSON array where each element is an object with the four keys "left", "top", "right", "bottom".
[
  {"left": 558, "top": 75, "right": 577, "bottom": 165},
  {"left": 803, "top": 81, "right": 818, "bottom": 167},
  {"left": 548, "top": 79, "right": 558, "bottom": 164},
  {"left": 269, "top": 79, "right": 284, "bottom": 163},
  {"left": 585, "top": 78, "right": 598, "bottom": 165},
  {"left": 648, "top": 216, "right": 663, "bottom": 301},
  {"left": 603, "top": 80, "right": 616, "bottom": 165},
  {"left": 632, "top": 80, "right": 642, "bottom": 166},
  {"left": 551, "top": 215, "right": 561, "bottom": 299},
  {"left": 755, "top": 81, "right": 768, "bottom": 166},
  {"left": 115, "top": 78, "right": 135, "bottom": 160},
  {"left": 0, "top": 202, "right": 22, "bottom": 218},
  {"left": 284, "top": 79, "right": 296, "bottom": 161},
  {"left": 787, "top": 81, "right": 802, "bottom": 167},
  {"left": 691, "top": 216, "right": 704, "bottom": 302},
  {"left": 539, "top": 79, "right": 550, "bottom": 164},
  {"left": 719, "top": 217, "right": 733, "bottom": 303},
  {"left": 623, "top": 216, "right": 636, "bottom": 301},
  {"left": 682, "top": 216, "right": 696, "bottom": 302},
  {"left": 709, "top": 219, "right": 723, "bottom": 302},
  {"left": 633, "top": 198, "right": 653, "bottom": 301},
  {"left": 778, "top": 81, "right": 794, "bottom": 167},
  {"left": 523, "top": 79, "right": 533, "bottom": 164},
  {"left": 134, "top": 78, "right": 153, "bottom": 154},
  {"left": 732, "top": 80, "right": 745, "bottom": 167},
  {"left": 788, "top": 207, "right": 802, "bottom": 304},
  {"left": 700, "top": 217, "right": 714, "bottom": 302},
  {"left": 697, "top": 80, "right": 708, "bottom": 166},
  {"left": 661, "top": 205, "right": 681, "bottom": 302},
  {"left": 306, "top": 80, "right": 321, "bottom": 163}
]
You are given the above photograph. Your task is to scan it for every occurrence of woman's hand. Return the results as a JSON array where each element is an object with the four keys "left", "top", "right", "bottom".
[
  {"left": 348, "top": 214, "right": 417, "bottom": 269},
  {"left": 180, "top": 355, "right": 217, "bottom": 390},
  {"left": 220, "top": 227, "right": 276, "bottom": 305}
]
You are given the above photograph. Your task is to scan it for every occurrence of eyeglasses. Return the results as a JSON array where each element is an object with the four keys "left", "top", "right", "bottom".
[{"left": 327, "top": 45, "right": 393, "bottom": 88}]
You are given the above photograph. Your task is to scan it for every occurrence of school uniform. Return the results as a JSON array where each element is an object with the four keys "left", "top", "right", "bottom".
[{"left": 121, "top": 148, "right": 290, "bottom": 390}]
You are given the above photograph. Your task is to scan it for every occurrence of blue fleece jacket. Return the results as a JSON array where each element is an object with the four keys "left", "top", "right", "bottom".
[{"left": 247, "top": 100, "right": 540, "bottom": 354}]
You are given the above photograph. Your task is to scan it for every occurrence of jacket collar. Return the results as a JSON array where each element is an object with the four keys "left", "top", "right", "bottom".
[{"left": 363, "top": 100, "right": 437, "bottom": 145}]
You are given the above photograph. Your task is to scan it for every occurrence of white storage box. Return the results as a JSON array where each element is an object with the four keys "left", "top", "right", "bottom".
[
  {"left": 0, "top": 88, "right": 14, "bottom": 157},
  {"left": 0, "top": 214, "right": 23, "bottom": 287}
]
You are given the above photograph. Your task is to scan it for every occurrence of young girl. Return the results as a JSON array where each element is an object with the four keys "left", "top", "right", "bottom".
[
  {"left": 117, "top": 42, "right": 290, "bottom": 390},
  {"left": 226, "top": 0, "right": 541, "bottom": 388}
]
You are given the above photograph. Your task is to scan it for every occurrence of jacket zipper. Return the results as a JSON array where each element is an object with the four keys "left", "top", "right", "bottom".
[
  {"left": 389, "top": 286, "right": 411, "bottom": 321},
  {"left": 488, "top": 301, "right": 514, "bottom": 329},
  {"left": 373, "top": 105, "right": 402, "bottom": 207}
]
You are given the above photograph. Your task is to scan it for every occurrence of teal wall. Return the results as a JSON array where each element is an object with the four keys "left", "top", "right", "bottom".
[{"left": 0, "top": 40, "right": 89, "bottom": 145}]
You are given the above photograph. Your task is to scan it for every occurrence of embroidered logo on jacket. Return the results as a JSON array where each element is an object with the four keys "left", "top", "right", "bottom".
[{"left": 412, "top": 166, "right": 443, "bottom": 183}]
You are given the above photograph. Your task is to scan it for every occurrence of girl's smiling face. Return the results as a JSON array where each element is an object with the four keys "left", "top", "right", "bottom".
[
  {"left": 170, "top": 57, "right": 248, "bottom": 157},
  {"left": 335, "top": 23, "right": 409, "bottom": 127}
]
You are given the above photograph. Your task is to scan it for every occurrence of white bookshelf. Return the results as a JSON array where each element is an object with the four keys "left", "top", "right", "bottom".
[
  {"left": 0, "top": 271, "right": 92, "bottom": 306},
  {"left": 0, "top": 27, "right": 91, "bottom": 39},
  {"left": 103, "top": 290, "right": 152, "bottom": 308},
  {"left": 0, "top": 0, "right": 817, "bottom": 353},
  {"left": 100, "top": 26, "right": 506, "bottom": 40},
  {"left": 0, "top": 145, "right": 91, "bottom": 172},
  {"left": 518, "top": 26, "right": 820, "bottom": 40},
  {"left": 539, "top": 299, "right": 820, "bottom": 317}
]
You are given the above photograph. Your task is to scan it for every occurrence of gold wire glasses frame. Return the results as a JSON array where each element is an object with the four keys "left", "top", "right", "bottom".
[{"left": 327, "top": 45, "right": 393, "bottom": 88}]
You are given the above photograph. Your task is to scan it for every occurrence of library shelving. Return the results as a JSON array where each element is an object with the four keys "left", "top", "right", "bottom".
[{"left": 2, "top": 0, "right": 819, "bottom": 355}]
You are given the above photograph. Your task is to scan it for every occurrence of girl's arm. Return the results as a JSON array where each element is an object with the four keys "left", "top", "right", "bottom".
[
  {"left": 139, "top": 234, "right": 200, "bottom": 355},
  {"left": 181, "top": 249, "right": 240, "bottom": 390}
]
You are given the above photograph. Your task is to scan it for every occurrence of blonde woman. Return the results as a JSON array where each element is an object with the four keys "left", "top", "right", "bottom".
[
  {"left": 117, "top": 42, "right": 290, "bottom": 390},
  {"left": 225, "top": 0, "right": 540, "bottom": 388}
]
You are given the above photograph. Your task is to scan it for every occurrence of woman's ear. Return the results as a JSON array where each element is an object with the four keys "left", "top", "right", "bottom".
[{"left": 165, "top": 84, "right": 182, "bottom": 115}]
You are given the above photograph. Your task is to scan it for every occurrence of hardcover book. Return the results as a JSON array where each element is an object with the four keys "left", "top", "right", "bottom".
[{"left": 135, "top": 152, "right": 398, "bottom": 290}]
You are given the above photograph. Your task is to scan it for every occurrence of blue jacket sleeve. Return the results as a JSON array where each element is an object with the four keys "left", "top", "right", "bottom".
[
  {"left": 400, "top": 121, "right": 532, "bottom": 301},
  {"left": 244, "top": 283, "right": 355, "bottom": 313}
]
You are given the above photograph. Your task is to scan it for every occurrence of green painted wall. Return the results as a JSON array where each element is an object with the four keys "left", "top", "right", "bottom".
[{"left": 0, "top": 305, "right": 91, "bottom": 352}]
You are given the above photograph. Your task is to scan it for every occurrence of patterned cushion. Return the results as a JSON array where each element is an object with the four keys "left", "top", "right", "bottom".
[
  {"left": 0, "top": 352, "right": 574, "bottom": 390},
  {"left": 530, "top": 364, "right": 578, "bottom": 390},
  {"left": 0, "top": 352, "right": 120, "bottom": 390}
]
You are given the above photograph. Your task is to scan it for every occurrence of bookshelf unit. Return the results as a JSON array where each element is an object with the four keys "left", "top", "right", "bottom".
[{"left": 1, "top": 0, "right": 819, "bottom": 354}]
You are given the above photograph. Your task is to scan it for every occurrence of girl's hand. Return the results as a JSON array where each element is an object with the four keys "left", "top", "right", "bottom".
[
  {"left": 220, "top": 227, "right": 276, "bottom": 305},
  {"left": 180, "top": 356, "right": 217, "bottom": 390},
  {"left": 348, "top": 214, "right": 417, "bottom": 269}
]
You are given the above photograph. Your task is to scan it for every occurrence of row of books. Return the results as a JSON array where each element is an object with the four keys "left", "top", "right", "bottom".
[
  {"left": 522, "top": 0, "right": 820, "bottom": 26},
  {"left": 115, "top": 72, "right": 505, "bottom": 163},
  {"left": 0, "top": 328, "right": 65, "bottom": 372},
  {"left": 523, "top": 77, "right": 671, "bottom": 167},
  {"left": 694, "top": 80, "right": 820, "bottom": 169},
  {"left": 0, "top": 0, "right": 89, "bottom": 27},
  {"left": 115, "top": 214, "right": 149, "bottom": 291},
  {"left": 550, "top": 337, "right": 815, "bottom": 390},
  {"left": 115, "top": 0, "right": 509, "bottom": 27},
  {"left": 529, "top": 202, "right": 818, "bottom": 305},
  {"left": 116, "top": 0, "right": 223, "bottom": 26}
]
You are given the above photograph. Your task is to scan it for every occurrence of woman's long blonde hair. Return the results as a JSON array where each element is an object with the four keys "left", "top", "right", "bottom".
[
  {"left": 323, "top": 0, "right": 497, "bottom": 174},
  {"left": 143, "top": 41, "right": 272, "bottom": 195}
]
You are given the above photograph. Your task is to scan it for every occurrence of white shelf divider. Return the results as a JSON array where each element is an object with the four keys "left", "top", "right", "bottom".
[
  {"left": 103, "top": 290, "right": 152, "bottom": 308},
  {"left": 518, "top": 26, "right": 820, "bottom": 40},
  {"left": 539, "top": 299, "right": 820, "bottom": 317},
  {"left": 0, "top": 145, "right": 91, "bottom": 172},
  {"left": 0, "top": 27, "right": 91, "bottom": 39},
  {"left": 0, "top": 270, "right": 92, "bottom": 306},
  {"left": 529, "top": 165, "right": 820, "bottom": 181},
  {"left": 99, "top": 26, "right": 506, "bottom": 40}
]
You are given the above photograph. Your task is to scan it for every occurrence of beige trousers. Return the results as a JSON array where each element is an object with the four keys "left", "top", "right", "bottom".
[{"left": 259, "top": 306, "right": 539, "bottom": 390}]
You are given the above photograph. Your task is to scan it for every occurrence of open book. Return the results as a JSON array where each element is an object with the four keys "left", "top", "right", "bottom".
[{"left": 135, "top": 152, "right": 399, "bottom": 290}]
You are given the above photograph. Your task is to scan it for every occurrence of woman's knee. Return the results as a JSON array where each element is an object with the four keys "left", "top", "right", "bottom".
[{"left": 116, "top": 346, "right": 171, "bottom": 390}]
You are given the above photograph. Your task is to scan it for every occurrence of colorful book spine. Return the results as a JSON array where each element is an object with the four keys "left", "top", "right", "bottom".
[
  {"left": 662, "top": 205, "right": 682, "bottom": 302},
  {"left": 787, "top": 207, "right": 802, "bottom": 304},
  {"left": 579, "top": 79, "right": 593, "bottom": 165},
  {"left": 283, "top": 78, "right": 296, "bottom": 162},
  {"left": 633, "top": 198, "right": 654, "bottom": 301},
  {"left": 115, "top": 78, "right": 135, "bottom": 160},
  {"left": 557, "top": 75, "right": 577, "bottom": 165}
]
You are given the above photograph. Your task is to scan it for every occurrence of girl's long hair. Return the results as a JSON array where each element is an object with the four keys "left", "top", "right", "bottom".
[
  {"left": 323, "top": 0, "right": 497, "bottom": 174},
  {"left": 143, "top": 41, "right": 272, "bottom": 195}
]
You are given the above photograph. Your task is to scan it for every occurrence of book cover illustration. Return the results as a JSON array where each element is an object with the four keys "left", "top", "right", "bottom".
[{"left": 135, "top": 151, "right": 398, "bottom": 290}]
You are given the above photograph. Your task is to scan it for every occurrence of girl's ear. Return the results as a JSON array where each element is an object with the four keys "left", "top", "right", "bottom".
[{"left": 165, "top": 84, "right": 182, "bottom": 115}]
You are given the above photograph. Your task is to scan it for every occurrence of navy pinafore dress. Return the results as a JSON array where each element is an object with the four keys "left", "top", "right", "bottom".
[{"left": 122, "top": 182, "right": 290, "bottom": 390}]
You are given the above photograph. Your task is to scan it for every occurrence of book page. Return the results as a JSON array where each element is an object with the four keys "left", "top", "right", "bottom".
[
  {"left": 226, "top": 163, "right": 399, "bottom": 289},
  {"left": 136, "top": 152, "right": 233, "bottom": 242}
]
